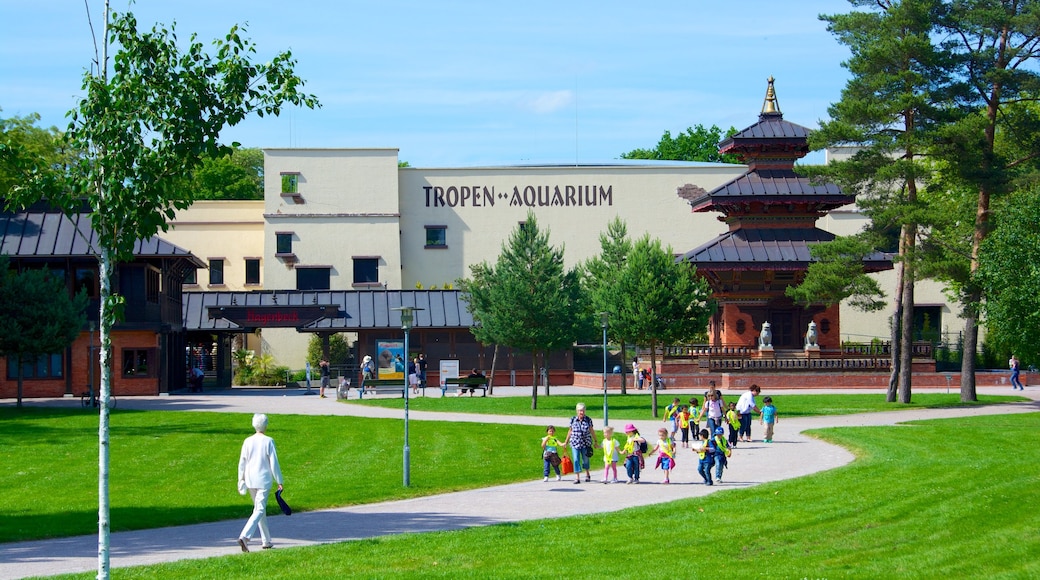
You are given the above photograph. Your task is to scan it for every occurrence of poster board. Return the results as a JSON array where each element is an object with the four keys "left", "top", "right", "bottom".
[
  {"left": 439, "top": 359, "right": 460, "bottom": 389},
  {"left": 375, "top": 340, "right": 405, "bottom": 379}
]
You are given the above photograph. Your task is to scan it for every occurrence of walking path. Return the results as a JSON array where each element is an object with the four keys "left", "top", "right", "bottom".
[{"left": 2, "top": 386, "right": 1037, "bottom": 579}]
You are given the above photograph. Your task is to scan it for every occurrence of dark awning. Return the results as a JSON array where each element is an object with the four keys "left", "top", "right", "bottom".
[{"left": 183, "top": 289, "right": 475, "bottom": 332}]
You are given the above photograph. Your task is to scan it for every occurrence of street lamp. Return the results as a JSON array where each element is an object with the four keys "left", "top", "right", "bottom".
[
  {"left": 392, "top": 305, "right": 423, "bottom": 487},
  {"left": 599, "top": 311, "right": 609, "bottom": 427}
]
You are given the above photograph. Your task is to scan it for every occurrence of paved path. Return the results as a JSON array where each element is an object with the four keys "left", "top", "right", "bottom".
[{"left": 2, "top": 386, "right": 1037, "bottom": 579}]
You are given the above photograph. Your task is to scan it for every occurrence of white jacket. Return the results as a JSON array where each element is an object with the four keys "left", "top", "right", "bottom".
[{"left": 238, "top": 432, "right": 283, "bottom": 490}]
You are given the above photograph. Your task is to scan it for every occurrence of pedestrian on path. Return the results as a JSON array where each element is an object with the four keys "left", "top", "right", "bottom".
[
  {"left": 319, "top": 359, "right": 330, "bottom": 398},
  {"left": 600, "top": 425, "right": 621, "bottom": 483},
  {"left": 622, "top": 423, "right": 646, "bottom": 484},
  {"left": 565, "top": 403, "right": 597, "bottom": 483},
  {"left": 736, "top": 384, "right": 762, "bottom": 442},
  {"left": 649, "top": 427, "right": 676, "bottom": 484},
  {"left": 237, "top": 413, "right": 284, "bottom": 552},
  {"left": 541, "top": 425, "right": 564, "bottom": 482},
  {"left": 1009, "top": 355, "right": 1025, "bottom": 390},
  {"left": 700, "top": 390, "right": 725, "bottom": 435},
  {"left": 711, "top": 426, "right": 731, "bottom": 483},
  {"left": 695, "top": 428, "right": 714, "bottom": 485},
  {"left": 761, "top": 397, "right": 778, "bottom": 443}
]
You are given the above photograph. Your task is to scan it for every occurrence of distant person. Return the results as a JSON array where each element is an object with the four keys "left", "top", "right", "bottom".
[
  {"left": 699, "top": 390, "right": 725, "bottom": 435},
  {"left": 677, "top": 405, "right": 692, "bottom": 448},
  {"left": 760, "top": 396, "right": 778, "bottom": 443},
  {"left": 318, "top": 359, "right": 330, "bottom": 398},
  {"left": 1009, "top": 355, "right": 1025, "bottom": 390},
  {"left": 408, "top": 357, "right": 420, "bottom": 395},
  {"left": 417, "top": 353, "right": 428, "bottom": 389},
  {"left": 688, "top": 397, "right": 701, "bottom": 442},
  {"left": 664, "top": 397, "right": 681, "bottom": 440},
  {"left": 361, "top": 355, "right": 374, "bottom": 389},
  {"left": 695, "top": 429, "right": 714, "bottom": 486},
  {"left": 237, "top": 414, "right": 284, "bottom": 552},
  {"left": 711, "top": 426, "right": 731, "bottom": 483},
  {"left": 461, "top": 368, "right": 486, "bottom": 396},
  {"left": 725, "top": 402, "right": 740, "bottom": 447},
  {"left": 632, "top": 357, "right": 640, "bottom": 390},
  {"left": 189, "top": 366, "right": 204, "bottom": 392}
]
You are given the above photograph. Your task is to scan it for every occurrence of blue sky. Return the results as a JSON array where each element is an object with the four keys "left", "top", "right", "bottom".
[{"left": 0, "top": 1, "right": 852, "bottom": 166}]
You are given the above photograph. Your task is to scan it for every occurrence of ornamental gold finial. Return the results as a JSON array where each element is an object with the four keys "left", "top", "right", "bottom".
[{"left": 761, "top": 76, "right": 780, "bottom": 115}]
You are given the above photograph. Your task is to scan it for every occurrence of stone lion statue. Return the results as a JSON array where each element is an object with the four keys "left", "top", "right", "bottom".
[
  {"left": 759, "top": 322, "right": 772, "bottom": 348},
  {"left": 805, "top": 321, "right": 819, "bottom": 348}
]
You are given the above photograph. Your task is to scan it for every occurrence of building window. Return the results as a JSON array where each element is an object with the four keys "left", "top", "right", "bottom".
[
  {"left": 297, "top": 267, "right": 331, "bottom": 290},
  {"left": 122, "top": 349, "right": 155, "bottom": 377},
  {"left": 74, "top": 267, "right": 99, "bottom": 298},
  {"left": 353, "top": 257, "right": 379, "bottom": 285},
  {"left": 245, "top": 258, "right": 261, "bottom": 285},
  {"left": 208, "top": 259, "right": 225, "bottom": 285},
  {"left": 6, "top": 353, "right": 63, "bottom": 380},
  {"left": 146, "top": 267, "right": 160, "bottom": 303},
  {"left": 425, "top": 225, "right": 447, "bottom": 248},
  {"left": 276, "top": 232, "right": 294, "bottom": 256},
  {"left": 280, "top": 172, "right": 299, "bottom": 194},
  {"left": 184, "top": 268, "right": 197, "bottom": 285}
]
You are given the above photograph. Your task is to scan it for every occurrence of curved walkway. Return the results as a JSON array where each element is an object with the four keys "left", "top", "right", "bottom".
[{"left": 2, "top": 386, "right": 1037, "bottom": 579}]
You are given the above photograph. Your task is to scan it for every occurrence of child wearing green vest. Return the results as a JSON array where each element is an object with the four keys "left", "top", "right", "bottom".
[
  {"left": 541, "top": 425, "right": 564, "bottom": 482},
  {"left": 711, "top": 426, "right": 731, "bottom": 483},
  {"left": 600, "top": 426, "right": 621, "bottom": 483}
]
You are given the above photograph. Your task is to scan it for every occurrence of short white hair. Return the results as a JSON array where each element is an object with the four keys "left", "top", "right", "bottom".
[
  {"left": 575, "top": 403, "right": 586, "bottom": 411},
  {"left": 252, "top": 413, "right": 268, "bottom": 433}
]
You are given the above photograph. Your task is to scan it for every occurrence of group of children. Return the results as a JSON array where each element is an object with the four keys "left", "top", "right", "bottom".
[{"left": 541, "top": 396, "right": 778, "bottom": 485}]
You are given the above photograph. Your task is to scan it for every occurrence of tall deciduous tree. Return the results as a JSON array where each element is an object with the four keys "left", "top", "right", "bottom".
[
  {"left": 0, "top": 257, "right": 88, "bottom": 407},
  {"left": 3, "top": 5, "right": 317, "bottom": 578},
  {"left": 977, "top": 186, "right": 1040, "bottom": 363},
  {"left": 934, "top": 0, "right": 1040, "bottom": 401},
  {"left": 190, "top": 146, "right": 264, "bottom": 200},
  {"left": 460, "top": 211, "right": 585, "bottom": 410},
  {"left": 0, "top": 110, "right": 67, "bottom": 197},
  {"left": 807, "top": 0, "right": 953, "bottom": 403},
  {"left": 621, "top": 124, "right": 741, "bottom": 163},
  {"left": 616, "top": 236, "right": 713, "bottom": 416},
  {"left": 583, "top": 217, "right": 633, "bottom": 394}
]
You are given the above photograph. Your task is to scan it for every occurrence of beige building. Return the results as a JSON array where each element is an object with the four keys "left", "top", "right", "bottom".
[{"left": 167, "top": 148, "right": 966, "bottom": 366}]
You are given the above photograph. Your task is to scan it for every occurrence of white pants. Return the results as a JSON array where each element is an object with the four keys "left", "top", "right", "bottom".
[{"left": 239, "top": 487, "right": 272, "bottom": 546}]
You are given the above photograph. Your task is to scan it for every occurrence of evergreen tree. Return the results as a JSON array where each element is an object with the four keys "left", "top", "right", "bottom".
[
  {"left": 582, "top": 217, "right": 633, "bottom": 394},
  {"left": 460, "top": 211, "right": 585, "bottom": 410}
]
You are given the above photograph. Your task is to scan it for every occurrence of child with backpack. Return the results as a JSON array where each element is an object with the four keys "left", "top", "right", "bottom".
[
  {"left": 649, "top": 427, "right": 676, "bottom": 484},
  {"left": 725, "top": 402, "right": 740, "bottom": 447},
  {"left": 600, "top": 426, "right": 621, "bottom": 483},
  {"left": 711, "top": 426, "right": 731, "bottom": 483},
  {"left": 664, "top": 397, "right": 681, "bottom": 441},
  {"left": 695, "top": 428, "right": 714, "bottom": 485},
  {"left": 688, "top": 398, "right": 701, "bottom": 443},
  {"left": 622, "top": 423, "right": 646, "bottom": 484},
  {"left": 541, "top": 425, "right": 564, "bottom": 482}
]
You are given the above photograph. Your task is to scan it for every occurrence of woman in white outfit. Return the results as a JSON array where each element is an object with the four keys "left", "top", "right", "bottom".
[{"left": 237, "top": 413, "right": 284, "bottom": 551}]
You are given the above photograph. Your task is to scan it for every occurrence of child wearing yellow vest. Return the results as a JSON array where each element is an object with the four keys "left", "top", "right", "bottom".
[
  {"left": 649, "top": 427, "right": 676, "bottom": 484},
  {"left": 725, "top": 402, "right": 740, "bottom": 447},
  {"left": 541, "top": 425, "right": 564, "bottom": 482},
  {"left": 622, "top": 424, "right": 646, "bottom": 484},
  {"left": 694, "top": 428, "right": 713, "bottom": 485},
  {"left": 677, "top": 405, "right": 692, "bottom": 448},
  {"left": 600, "top": 426, "right": 621, "bottom": 483}
]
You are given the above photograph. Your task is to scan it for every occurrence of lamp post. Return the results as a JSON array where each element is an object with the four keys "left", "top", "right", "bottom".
[
  {"left": 599, "top": 312, "right": 609, "bottom": 426},
  {"left": 392, "top": 306, "right": 423, "bottom": 487}
]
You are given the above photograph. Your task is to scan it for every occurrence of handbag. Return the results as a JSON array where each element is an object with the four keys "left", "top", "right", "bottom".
[
  {"left": 543, "top": 451, "right": 561, "bottom": 466},
  {"left": 584, "top": 446, "right": 594, "bottom": 458},
  {"left": 275, "top": 489, "right": 292, "bottom": 516},
  {"left": 560, "top": 454, "right": 574, "bottom": 475}
]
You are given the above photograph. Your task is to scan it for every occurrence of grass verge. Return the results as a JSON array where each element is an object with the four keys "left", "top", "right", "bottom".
[{"left": 48, "top": 411, "right": 1040, "bottom": 579}]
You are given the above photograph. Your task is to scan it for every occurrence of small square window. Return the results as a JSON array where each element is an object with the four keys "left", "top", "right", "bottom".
[
  {"left": 425, "top": 225, "right": 447, "bottom": 248},
  {"left": 353, "top": 257, "right": 379, "bottom": 285},
  {"left": 122, "top": 348, "right": 155, "bottom": 377},
  {"left": 245, "top": 259, "right": 261, "bottom": 285},
  {"left": 276, "top": 233, "right": 294, "bottom": 255},
  {"left": 74, "top": 267, "right": 99, "bottom": 298},
  {"left": 297, "top": 267, "right": 331, "bottom": 290},
  {"left": 183, "top": 268, "right": 197, "bottom": 285},
  {"left": 280, "top": 173, "right": 299, "bottom": 194},
  {"left": 209, "top": 259, "right": 224, "bottom": 285}
]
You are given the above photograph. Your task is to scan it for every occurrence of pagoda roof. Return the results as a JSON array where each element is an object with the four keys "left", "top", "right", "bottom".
[
  {"left": 682, "top": 169, "right": 855, "bottom": 212},
  {"left": 721, "top": 112, "right": 812, "bottom": 147},
  {"left": 680, "top": 227, "right": 891, "bottom": 271}
]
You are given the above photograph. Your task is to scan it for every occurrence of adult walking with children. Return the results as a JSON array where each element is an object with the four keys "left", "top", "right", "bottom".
[
  {"left": 736, "top": 384, "right": 762, "bottom": 442},
  {"left": 565, "top": 403, "right": 597, "bottom": 483}
]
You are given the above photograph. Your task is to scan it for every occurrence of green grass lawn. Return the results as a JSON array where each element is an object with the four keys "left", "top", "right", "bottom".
[
  {"left": 0, "top": 407, "right": 544, "bottom": 543},
  {"left": 348, "top": 392, "right": 1023, "bottom": 419},
  {"left": 46, "top": 411, "right": 1040, "bottom": 579}
]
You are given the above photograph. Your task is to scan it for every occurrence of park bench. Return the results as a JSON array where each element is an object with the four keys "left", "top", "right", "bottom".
[
  {"left": 357, "top": 378, "right": 406, "bottom": 399},
  {"left": 443, "top": 376, "right": 489, "bottom": 397}
]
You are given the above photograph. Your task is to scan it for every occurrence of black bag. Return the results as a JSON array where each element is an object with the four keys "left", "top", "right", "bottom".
[
  {"left": 275, "top": 489, "right": 292, "bottom": 516},
  {"left": 638, "top": 440, "right": 648, "bottom": 454},
  {"left": 584, "top": 446, "right": 594, "bottom": 458}
]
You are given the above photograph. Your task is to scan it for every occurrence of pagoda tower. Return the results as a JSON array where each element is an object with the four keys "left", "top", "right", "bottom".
[{"left": 678, "top": 78, "right": 891, "bottom": 351}]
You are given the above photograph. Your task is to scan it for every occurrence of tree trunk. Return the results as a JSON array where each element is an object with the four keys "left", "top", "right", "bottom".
[
  {"left": 887, "top": 250, "right": 905, "bottom": 402},
  {"left": 960, "top": 311, "right": 979, "bottom": 401},
  {"left": 530, "top": 352, "right": 538, "bottom": 410},
  {"left": 898, "top": 262, "right": 914, "bottom": 404},
  {"left": 98, "top": 248, "right": 113, "bottom": 579},
  {"left": 487, "top": 344, "right": 499, "bottom": 396},
  {"left": 542, "top": 351, "right": 550, "bottom": 397}
]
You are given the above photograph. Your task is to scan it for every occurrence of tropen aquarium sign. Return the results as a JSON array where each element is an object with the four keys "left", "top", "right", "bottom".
[{"left": 423, "top": 184, "right": 614, "bottom": 208}]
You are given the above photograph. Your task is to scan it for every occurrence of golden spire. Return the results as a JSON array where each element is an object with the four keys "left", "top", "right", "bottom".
[{"left": 761, "top": 76, "right": 781, "bottom": 115}]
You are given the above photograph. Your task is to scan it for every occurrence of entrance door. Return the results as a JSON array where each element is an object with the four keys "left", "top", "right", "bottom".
[{"left": 770, "top": 312, "right": 796, "bottom": 349}]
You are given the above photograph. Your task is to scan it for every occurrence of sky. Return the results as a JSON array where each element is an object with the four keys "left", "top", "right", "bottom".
[{"left": 0, "top": 1, "right": 853, "bottom": 167}]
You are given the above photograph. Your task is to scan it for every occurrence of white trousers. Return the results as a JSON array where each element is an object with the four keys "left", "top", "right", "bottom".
[{"left": 239, "top": 487, "right": 271, "bottom": 546}]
